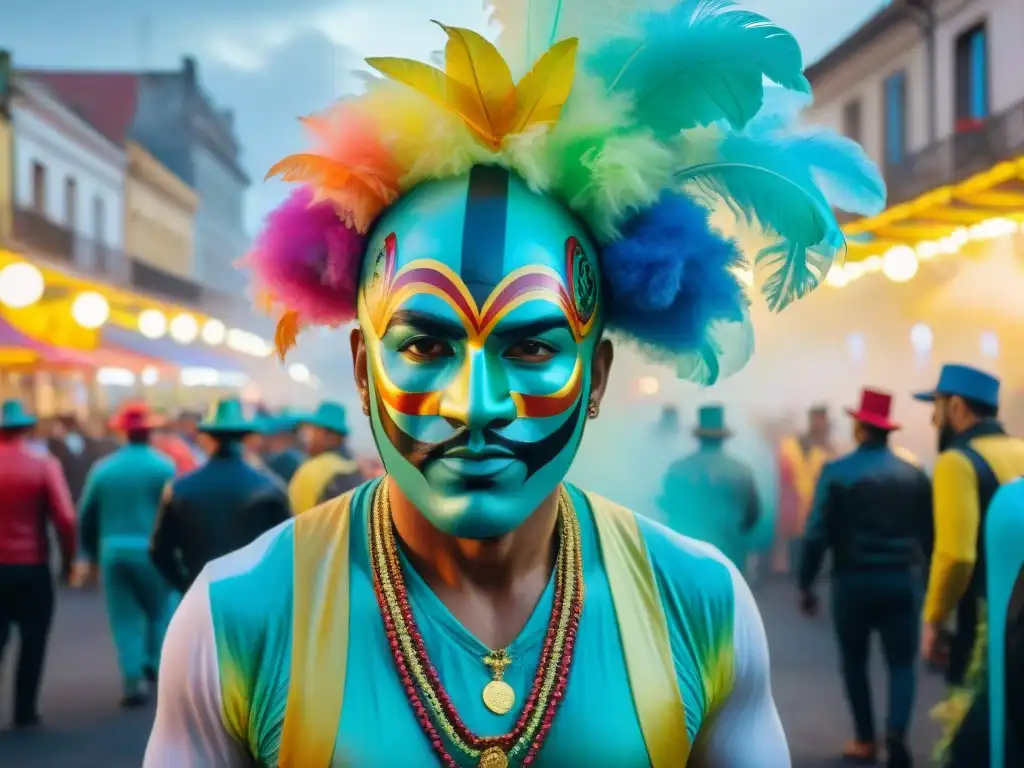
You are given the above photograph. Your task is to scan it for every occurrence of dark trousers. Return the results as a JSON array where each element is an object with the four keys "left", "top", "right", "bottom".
[
  {"left": 0, "top": 564, "right": 54, "bottom": 722},
  {"left": 946, "top": 592, "right": 978, "bottom": 687},
  {"left": 832, "top": 572, "right": 922, "bottom": 743}
]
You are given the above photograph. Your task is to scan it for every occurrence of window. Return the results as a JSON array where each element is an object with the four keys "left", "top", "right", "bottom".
[
  {"left": 93, "top": 196, "right": 107, "bottom": 273},
  {"left": 955, "top": 23, "right": 989, "bottom": 129},
  {"left": 884, "top": 71, "right": 908, "bottom": 166},
  {"left": 30, "top": 161, "right": 46, "bottom": 213},
  {"left": 843, "top": 99, "right": 862, "bottom": 144},
  {"left": 63, "top": 177, "right": 77, "bottom": 228}
]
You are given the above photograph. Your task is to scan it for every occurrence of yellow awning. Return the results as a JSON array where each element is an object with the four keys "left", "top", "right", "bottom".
[{"left": 843, "top": 157, "right": 1024, "bottom": 261}]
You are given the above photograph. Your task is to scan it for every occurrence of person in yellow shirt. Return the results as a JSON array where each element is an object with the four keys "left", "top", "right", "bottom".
[
  {"left": 913, "top": 363, "right": 1024, "bottom": 764},
  {"left": 287, "top": 401, "right": 363, "bottom": 514}
]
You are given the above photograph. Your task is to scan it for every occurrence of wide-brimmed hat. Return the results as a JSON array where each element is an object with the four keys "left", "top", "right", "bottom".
[
  {"left": 258, "top": 407, "right": 303, "bottom": 435},
  {"left": 299, "top": 401, "right": 349, "bottom": 436},
  {"left": 693, "top": 404, "right": 732, "bottom": 439},
  {"left": 913, "top": 363, "right": 1000, "bottom": 409},
  {"left": 109, "top": 401, "right": 165, "bottom": 432},
  {"left": 846, "top": 388, "right": 900, "bottom": 431},
  {"left": 199, "top": 399, "right": 257, "bottom": 435},
  {"left": 0, "top": 399, "right": 37, "bottom": 430}
]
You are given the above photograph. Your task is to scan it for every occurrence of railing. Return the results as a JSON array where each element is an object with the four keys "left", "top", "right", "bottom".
[
  {"left": 129, "top": 258, "right": 202, "bottom": 304},
  {"left": 11, "top": 207, "right": 74, "bottom": 262},
  {"left": 885, "top": 97, "right": 1024, "bottom": 206}
]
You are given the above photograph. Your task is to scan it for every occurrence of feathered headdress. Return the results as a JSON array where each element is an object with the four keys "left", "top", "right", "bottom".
[{"left": 247, "top": 0, "right": 885, "bottom": 384}]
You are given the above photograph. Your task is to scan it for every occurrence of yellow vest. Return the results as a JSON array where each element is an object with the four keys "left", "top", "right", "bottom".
[
  {"left": 279, "top": 488, "right": 689, "bottom": 767},
  {"left": 287, "top": 452, "right": 360, "bottom": 515}
]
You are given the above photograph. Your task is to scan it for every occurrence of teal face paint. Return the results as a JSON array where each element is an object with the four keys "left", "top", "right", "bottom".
[{"left": 357, "top": 167, "right": 603, "bottom": 538}]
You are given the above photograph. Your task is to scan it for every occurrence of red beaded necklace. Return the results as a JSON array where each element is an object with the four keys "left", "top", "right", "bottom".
[{"left": 369, "top": 482, "right": 584, "bottom": 767}]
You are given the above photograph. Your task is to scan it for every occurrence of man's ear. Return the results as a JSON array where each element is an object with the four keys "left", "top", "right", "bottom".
[
  {"left": 588, "top": 338, "right": 614, "bottom": 408},
  {"left": 351, "top": 328, "right": 370, "bottom": 415}
]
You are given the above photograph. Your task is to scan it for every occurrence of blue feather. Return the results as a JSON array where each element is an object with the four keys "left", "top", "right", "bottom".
[
  {"left": 587, "top": 0, "right": 810, "bottom": 137},
  {"left": 676, "top": 117, "right": 884, "bottom": 312},
  {"left": 602, "top": 192, "right": 750, "bottom": 385}
]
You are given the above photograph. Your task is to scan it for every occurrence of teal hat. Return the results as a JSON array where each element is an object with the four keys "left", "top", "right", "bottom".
[
  {"left": 199, "top": 398, "right": 257, "bottom": 434},
  {"left": 693, "top": 404, "right": 731, "bottom": 439},
  {"left": 0, "top": 399, "right": 37, "bottom": 430},
  {"left": 300, "top": 401, "right": 349, "bottom": 436},
  {"left": 260, "top": 408, "right": 302, "bottom": 435},
  {"left": 913, "top": 363, "right": 1000, "bottom": 409}
]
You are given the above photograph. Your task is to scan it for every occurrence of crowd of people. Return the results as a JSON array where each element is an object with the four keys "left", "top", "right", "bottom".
[
  {"left": 0, "top": 396, "right": 380, "bottom": 720},
  {"left": 653, "top": 363, "right": 1023, "bottom": 767}
]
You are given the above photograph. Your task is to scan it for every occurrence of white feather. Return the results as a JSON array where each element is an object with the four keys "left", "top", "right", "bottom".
[{"left": 484, "top": 0, "right": 675, "bottom": 76}]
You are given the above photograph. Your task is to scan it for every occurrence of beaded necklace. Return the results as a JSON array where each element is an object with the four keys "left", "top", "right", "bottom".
[{"left": 369, "top": 482, "right": 584, "bottom": 767}]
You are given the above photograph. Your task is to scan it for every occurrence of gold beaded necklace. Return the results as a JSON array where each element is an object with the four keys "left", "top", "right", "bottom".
[{"left": 369, "top": 482, "right": 585, "bottom": 767}]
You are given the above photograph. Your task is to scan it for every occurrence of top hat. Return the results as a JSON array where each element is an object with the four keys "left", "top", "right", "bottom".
[
  {"left": 299, "top": 401, "right": 349, "bottom": 436},
  {"left": 109, "top": 401, "right": 165, "bottom": 432},
  {"left": 693, "top": 404, "right": 732, "bottom": 439},
  {"left": 0, "top": 399, "right": 37, "bottom": 430},
  {"left": 846, "top": 388, "right": 900, "bottom": 431},
  {"left": 913, "top": 363, "right": 1000, "bottom": 409},
  {"left": 199, "top": 399, "right": 258, "bottom": 434}
]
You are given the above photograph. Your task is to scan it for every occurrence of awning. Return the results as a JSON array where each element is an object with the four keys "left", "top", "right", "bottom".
[
  {"left": 102, "top": 325, "right": 246, "bottom": 372},
  {"left": 0, "top": 315, "right": 167, "bottom": 370}
]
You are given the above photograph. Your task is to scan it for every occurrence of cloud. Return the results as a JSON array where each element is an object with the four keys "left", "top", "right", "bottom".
[{"left": 198, "top": 31, "right": 356, "bottom": 235}]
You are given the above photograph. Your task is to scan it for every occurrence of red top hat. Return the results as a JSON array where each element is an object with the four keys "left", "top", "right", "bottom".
[
  {"left": 109, "top": 402, "right": 165, "bottom": 432},
  {"left": 845, "top": 388, "right": 901, "bottom": 431}
]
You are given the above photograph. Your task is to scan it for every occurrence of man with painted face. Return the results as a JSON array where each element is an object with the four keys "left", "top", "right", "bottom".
[{"left": 143, "top": 3, "right": 886, "bottom": 765}]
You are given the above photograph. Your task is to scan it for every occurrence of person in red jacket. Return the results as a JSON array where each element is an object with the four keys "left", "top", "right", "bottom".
[{"left": 0, "top": 399, "right": 76, "bottom": 728}]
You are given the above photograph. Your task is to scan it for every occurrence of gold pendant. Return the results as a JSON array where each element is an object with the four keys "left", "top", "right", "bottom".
[
  {"left": 482, "top": 679, "right": 516, "bottom": 715},
  {"left": 478, "top": 746, "right": 509, "bottom": 768}
]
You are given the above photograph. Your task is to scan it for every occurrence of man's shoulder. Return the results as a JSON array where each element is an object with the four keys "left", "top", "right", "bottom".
[
  {"left": 204, "top": 519, "right": 298, "bottom": 622},
  {"left": 637, "top": 514, "right": 738, "bottom": 600}
]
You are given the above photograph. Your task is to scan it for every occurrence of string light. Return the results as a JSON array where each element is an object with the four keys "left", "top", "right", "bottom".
[{"left": 138, "top": 309, "right": 167, "bottom": 339}]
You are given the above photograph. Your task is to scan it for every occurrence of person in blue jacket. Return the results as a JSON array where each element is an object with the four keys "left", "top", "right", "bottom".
[
  {"left": 799, "top": 388, "right": 932, "bottom": 767},
  {"left": 74, "top": 402, "right": 176, "bottom": 707}
]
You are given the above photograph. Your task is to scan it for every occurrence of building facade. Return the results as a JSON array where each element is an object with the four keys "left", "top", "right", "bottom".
[
  {"left": 8, "top": 75, "right": 126, "bottom": 277},
  {"left": 805, "top": 0, "right": 1024, "bottom": 207},
  {"left": 132, "top": 57, "right": 250, "bottom": 297},
  {"left": 125, "top": 140, "right": 198, "bottom": 279}
]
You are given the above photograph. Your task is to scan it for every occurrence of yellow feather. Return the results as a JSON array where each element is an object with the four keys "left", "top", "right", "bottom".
[
  {"left": 365, "top": 57, "right": 493, "bottom": 148},
  {"left": 433, "top": 21, "right": 516, "bottom": 148},
  {"left": 512, "top": 38, "right": 579, "bottom": 133}
]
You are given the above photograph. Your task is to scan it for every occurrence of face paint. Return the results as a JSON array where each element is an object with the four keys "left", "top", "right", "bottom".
[{"left": 358, "top": 167, "right": 602, "bottom": 538}]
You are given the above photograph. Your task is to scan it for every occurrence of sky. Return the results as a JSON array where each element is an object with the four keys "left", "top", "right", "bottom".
[{"left": 3, "top": 0, "right": 891, "bottom": 236}]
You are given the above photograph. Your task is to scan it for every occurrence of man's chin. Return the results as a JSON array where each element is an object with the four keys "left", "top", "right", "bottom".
[{"left": 422, "top": 492, "right": 531, "bottom": 540}]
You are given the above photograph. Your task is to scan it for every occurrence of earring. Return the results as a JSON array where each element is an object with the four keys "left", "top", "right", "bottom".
[{"left": 587, "top": 399, "right": 599, "bottom": 419}]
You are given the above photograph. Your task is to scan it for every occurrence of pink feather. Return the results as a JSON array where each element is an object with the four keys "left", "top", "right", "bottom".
[{"left": 249, "top": 187, "right": 366, "bottom": 325}]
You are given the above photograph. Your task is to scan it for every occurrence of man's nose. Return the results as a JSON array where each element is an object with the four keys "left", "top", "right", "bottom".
[{"left": 438, "top": 348, "right": 517, "bottom": 431}]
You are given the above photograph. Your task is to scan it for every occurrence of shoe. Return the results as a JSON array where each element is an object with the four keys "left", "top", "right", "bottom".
[
  {"left": 886, "top": 737, "right": 912, "bottom": 768},
  {"left": 12, "top": 714, "right": 40, "bottom": 729},
  {"left": 842, "top": 740, "right": 879, "bottom": 764},
  {"left": 120, "top": 693, "right": 149, "bottom": 709}
]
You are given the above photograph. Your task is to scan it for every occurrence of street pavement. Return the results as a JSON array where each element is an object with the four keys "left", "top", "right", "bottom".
[{"left": 1, "top": 579, "right": 946, "bottom": 767}]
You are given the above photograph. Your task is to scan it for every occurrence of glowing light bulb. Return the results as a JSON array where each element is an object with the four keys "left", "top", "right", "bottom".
[{"left": 883, "top": 246, "right": 919, "bottom": 283}]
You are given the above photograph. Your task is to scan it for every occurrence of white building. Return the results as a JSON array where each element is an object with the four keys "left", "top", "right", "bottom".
[
  {"left": 9, "top": 75, "right": 125, "bottom": 271},
  {"left": 805, "top": 0, "right": 1024, "bottom": 204}
]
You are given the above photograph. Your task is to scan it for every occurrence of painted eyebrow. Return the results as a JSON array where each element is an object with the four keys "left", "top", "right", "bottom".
[
  {"left": 492, "top": 316, "right": 571, "bottom": 339},
  {"left": 385, "top": 310, "right": 467, "bottom": 339}
]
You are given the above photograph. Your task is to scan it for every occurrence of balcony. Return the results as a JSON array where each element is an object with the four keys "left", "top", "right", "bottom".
[
  {"left": 885, "top": 98, "right": 1024, "bottom": 206},
  {"left": 11, "top": 207, "right": 74, "bottom": 263},
  {"left": 129, "top": 259, "right": 203, "bottom": 305}
]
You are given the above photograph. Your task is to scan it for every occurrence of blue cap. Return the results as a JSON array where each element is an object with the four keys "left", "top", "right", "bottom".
[{"left": 913, "top": 364, "right": 1000, "bottom": 409}]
